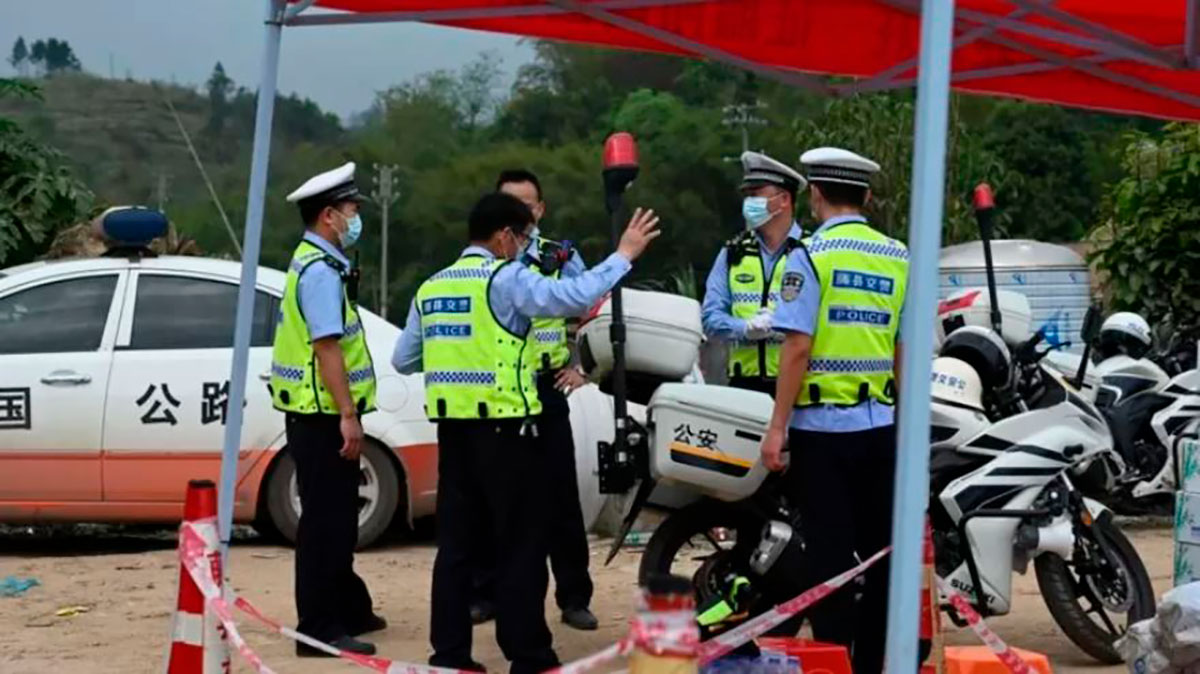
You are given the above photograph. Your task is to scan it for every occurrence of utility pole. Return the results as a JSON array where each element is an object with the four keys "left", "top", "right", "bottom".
[
  {"left": 155, "top": 173, "right": 170, "bottom": 212},
  {"left": 370, "top": 164, "right": 400, "bottom": 320},
  {"left": 721, "top": 100, "right": 769, "bottom": 162}
]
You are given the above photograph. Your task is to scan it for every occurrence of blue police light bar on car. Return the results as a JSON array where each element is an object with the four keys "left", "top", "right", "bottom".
[{"left": 97, "top": 206, "right": 168, "bottom": 248}]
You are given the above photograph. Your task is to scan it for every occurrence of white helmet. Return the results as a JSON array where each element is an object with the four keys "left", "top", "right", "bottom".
[
  {"left": 1098, "top": 312, "right": 1152, "bottom": 360},
  {"left": 931, "top": 356, "right": 985, "bottom": 411}
]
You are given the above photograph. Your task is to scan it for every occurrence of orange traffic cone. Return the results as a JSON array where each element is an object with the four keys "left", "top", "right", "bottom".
[
  {"left": 166, "top": 479, "right": 229, "bottom": 674},
  {"left": 920, "top": 517, "right": 944, "bottom": 674}
]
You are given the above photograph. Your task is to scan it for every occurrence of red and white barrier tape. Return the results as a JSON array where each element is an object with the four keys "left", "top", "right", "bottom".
[
  {"left": 179, "top": 522, "right": 465, "bottom": 674},
  {"left": 550, "top": 547, "right": 892, "bottom": 674},
  {"left": 699, "top": 546, "right": 891, "bottom": 663},
  {"left": 180, "top": 521, "right": 896, "bottom": 674},
  {"left": 178, "top": 523, "right": 277, "bottom": 674},
  {"left": 935, "top": 577, "right": 1034, "bottom": 674}
]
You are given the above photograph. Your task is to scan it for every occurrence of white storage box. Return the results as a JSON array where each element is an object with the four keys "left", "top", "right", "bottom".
[
  {"left": 1177, "top": 492, "right": 1200, "bottom": 546},
  {"left": 647, "top": 383, "right": 772, "bottom": 502},
  {"left": 578, "top": 289, "right": 703, "bottom": 380},
  {"left": 936, "top": 287, "right": 1033, "bottom": 348},
  {"left": 1178, "top": 541, "right": 1200, "bottom": 587},
  {"left": 1180, "top": 439, "right": 1200, "bottom": 495}
]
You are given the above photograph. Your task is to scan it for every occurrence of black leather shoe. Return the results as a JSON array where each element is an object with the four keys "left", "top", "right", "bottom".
[
  {"left": 562, "top": 607, "right": 599, "bottom": 631},
  {"left": 431, "top": 657, "right": 486, "bottom": 672},
  {"left": 470, "top": 601, "right": 495, "bottom": 625},
  {"left": 296, "top": 635, "right": 377, "bottom": 657},
  {"left": 349, "top": 613, "right": 388, "bottom": 636}
]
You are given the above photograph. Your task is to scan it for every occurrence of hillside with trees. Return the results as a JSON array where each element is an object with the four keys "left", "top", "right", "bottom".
[{"left": 0, "top": 38, "right": 1186, "bottom": 330}]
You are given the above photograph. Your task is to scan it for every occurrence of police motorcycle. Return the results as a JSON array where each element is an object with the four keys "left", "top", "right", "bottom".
[
  {"left": 580, "top": 183, "right": 1153, "bottom": 665},
  {"left": 1039, "top": 311, "right": 1200, "bottom": 507}
]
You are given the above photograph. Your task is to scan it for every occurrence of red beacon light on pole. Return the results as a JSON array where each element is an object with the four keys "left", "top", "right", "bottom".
[
  {"left": 603, "top": 132, "right": 639, "bottom": 172},
  {"left": 973, "top": 182, "right": 995, "bottom": 212},
  {"left": 603, "top": 132, "right": 640, "bottom": 215}
]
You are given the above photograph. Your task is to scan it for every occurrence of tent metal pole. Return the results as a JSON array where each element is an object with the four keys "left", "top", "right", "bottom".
[
  {"left": 217, "top": 0, "right": 285, "bottom": 570},
  {"left": 1007, "top": 0, "right": 1184, "bottom": 69},
  {"left": 954, "top": 6, "right": 1176, "bottom": 68},
  {"left": 551, "top": 0, "right": 832, "bottom": 94},
  {"left": 885, "top": 0, "right": 954, "bottom": 671},
  {"left": 837, "top": 6, "right": 1031, "bottom": 95},
  {"left": 982, "top": 31, "right": 1200, "bottom": 108},
  {"left": 284, "top": 0, "right": 703, "bottom": 27},
  {"left": 1188, "top": 0, "right": 1200, "bottom": 68}
]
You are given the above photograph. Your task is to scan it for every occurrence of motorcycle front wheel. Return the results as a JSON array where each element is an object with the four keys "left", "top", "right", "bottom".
[
  {"left": 1034, "top": 513, "right": 1155, "bottom": 664},
  {"left": 637, "top": 499, "right": 760, "bottom": 595}
]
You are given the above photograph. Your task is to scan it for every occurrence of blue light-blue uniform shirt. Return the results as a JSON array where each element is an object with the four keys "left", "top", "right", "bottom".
[
  {"left": 772, "top": 214, "right": 902, "bottom": 433},
  {"left": 297, "top": 231, "right": 351, "bottom": 341},
  {"left": 392, "top": 246, "right": 628, "bottom": 374},
  {"left": 701, "top": 222, "right": 804, "bottom": 340}
]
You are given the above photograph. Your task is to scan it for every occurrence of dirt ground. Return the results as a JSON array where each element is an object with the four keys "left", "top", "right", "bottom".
[{"left": 0, "top": 522, "right": 1173, "bottom": 674}]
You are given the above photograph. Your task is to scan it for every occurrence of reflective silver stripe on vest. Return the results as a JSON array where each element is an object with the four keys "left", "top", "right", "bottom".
[
  {"left": 807, "top": 358, "right": 894, "bottom": 374},
  {"left": 808, "top": 238, "right": 909, "bottom": 260},
  {"left": 347, "top": 367, "right": 375, "bottom": 384},
  {"left": 425, "top": 371, "right": 497, "bottom": 385},
  {"left": 428, "top": 267, "right": 493, "bottom": 282},
  {"left": 271, "top": 363, "right": 305, "bottom": 381}
]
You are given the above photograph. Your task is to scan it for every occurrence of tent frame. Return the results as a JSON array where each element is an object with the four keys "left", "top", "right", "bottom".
[{"left": 217, "top": 1, "right": 1191, "bottom": 670}]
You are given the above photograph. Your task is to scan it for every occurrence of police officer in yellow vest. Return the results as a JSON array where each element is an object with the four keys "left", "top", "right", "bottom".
[
  {"left": 460, "top": 169, "right": 597, "bottom": 632},
  {"left": 271, "top": 162, "right": 384, "bottom": 657},
  {"left": 391, "top": 193, "right": 660, "bottom": 673},
  {"left": 760, "top": 147, "right": 908, "bottom": 674},
  {"left": 701, "top": 151, "right": 807, "bottom": 395}
]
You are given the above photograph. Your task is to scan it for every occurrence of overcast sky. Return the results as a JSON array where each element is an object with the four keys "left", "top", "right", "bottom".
[{"left": 1, "top": 0, "right": 535, "bottom": 120}]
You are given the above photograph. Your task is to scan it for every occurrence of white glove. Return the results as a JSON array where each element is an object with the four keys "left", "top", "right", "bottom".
[{"left": 744, "top": 308, "right": 775, "bottom": 340}]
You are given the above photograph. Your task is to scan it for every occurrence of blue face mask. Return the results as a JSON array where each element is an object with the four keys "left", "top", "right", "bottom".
[
  {"left": 338, "top": 211, "right": 363, "bottom": 248},
  {"left": 742, "top": 195, "right": 779, "bottom": 230}
]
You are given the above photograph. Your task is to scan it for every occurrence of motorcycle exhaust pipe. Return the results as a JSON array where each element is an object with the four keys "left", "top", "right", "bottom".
[{"left": 1015, "top": 517, "right": 1075, "bottom": 561}]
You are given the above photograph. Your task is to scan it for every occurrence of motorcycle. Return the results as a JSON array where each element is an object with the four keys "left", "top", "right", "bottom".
[
  {"left": 1041, "top": 313, "right": 1200, "bottom": 507},
  {"left": 606, "top": 311, "right": 1154, "bottom": 665}
]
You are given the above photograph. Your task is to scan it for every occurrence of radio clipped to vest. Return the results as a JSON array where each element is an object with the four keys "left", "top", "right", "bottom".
[{"left": 525, "top": 237, "right": 575, "bottom": 373}]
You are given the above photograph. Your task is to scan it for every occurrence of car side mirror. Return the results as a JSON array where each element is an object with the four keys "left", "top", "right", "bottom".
[{"left": 1081, "top": 305, "right": 1102, "bottom": 344}]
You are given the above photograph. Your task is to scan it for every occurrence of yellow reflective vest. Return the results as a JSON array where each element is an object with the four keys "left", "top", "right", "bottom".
[
  {"left": 415, "top": 255, "right": 541, "bottom": 420},
  {"left": 796, "top": 221, "right": 908, "bottom": 407},
  {"left": 726, "top": 231, "right": 795, "bottom": 379},
  {"left": 270, "top": 240, "right": 377, "bottom": 415}
]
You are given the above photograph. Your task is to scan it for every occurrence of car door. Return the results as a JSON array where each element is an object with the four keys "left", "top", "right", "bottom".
[
  {"left": 0, "top": 271, "right": 126, "bottom": 502},
  {"left": 101, "top": 270, "right": 282, "bottom": 502}
]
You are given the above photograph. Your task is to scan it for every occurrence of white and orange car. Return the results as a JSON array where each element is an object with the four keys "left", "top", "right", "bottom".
[
  {"left": 0, "top": 252, "right": 439, "bottom": 547},
  {"left": 0, "top": 251, "right": 619, "bottom": 547}
]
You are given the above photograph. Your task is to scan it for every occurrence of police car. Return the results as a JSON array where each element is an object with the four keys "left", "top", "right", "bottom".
[{"left": 0, "top": 208, "right": 437, "bottom": 547}]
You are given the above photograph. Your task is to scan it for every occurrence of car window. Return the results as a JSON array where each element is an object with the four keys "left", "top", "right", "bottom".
[
  {"left": 130, "top": 275, "right": 279, "bottom": 350},
  {"left": 0, "top": 275, "right": 118, "bottom": 354}
]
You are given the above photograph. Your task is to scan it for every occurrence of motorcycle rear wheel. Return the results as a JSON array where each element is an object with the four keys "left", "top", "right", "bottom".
[{"left": 1034, "top": 514, "right": 1155, "bottom": 664}]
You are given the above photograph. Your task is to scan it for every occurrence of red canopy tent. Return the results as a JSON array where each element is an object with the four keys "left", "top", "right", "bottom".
[
  {"left": 294, "top": 0, "right": 1200, "bottom": 121},
  {"left": 214, "top": 3, "right": 1200, "bottom": 671}
]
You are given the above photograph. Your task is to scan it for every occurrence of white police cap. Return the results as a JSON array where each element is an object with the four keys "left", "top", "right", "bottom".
[
  {"left": 286, "top": 162, "right": 365, "bottom": 208},
  {"left": 740, "top": 151, "right": 806, "bottom": 192},
  {"left": 799, "top": 147, "right": 880, "bottom": 188}
]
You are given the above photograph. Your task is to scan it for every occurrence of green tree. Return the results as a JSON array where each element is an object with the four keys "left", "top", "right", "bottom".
[
  {"left": 1090, "top": 123, "right": 1200, "bottom": 338},
  {"left": 793, "top": 92, "right": 1022, "bottom": 243},
  {"left": 8, "top": 38, "right": 27, "bottom": 76},
  {"left": 205, "top": 62, "right": 233, "bottom": 135},
  {"left": 37, "top": 39, "right": 81, "bottom": 74},
  {"left": 0, "top": 78, "right": 93, "bottom": 265}
]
